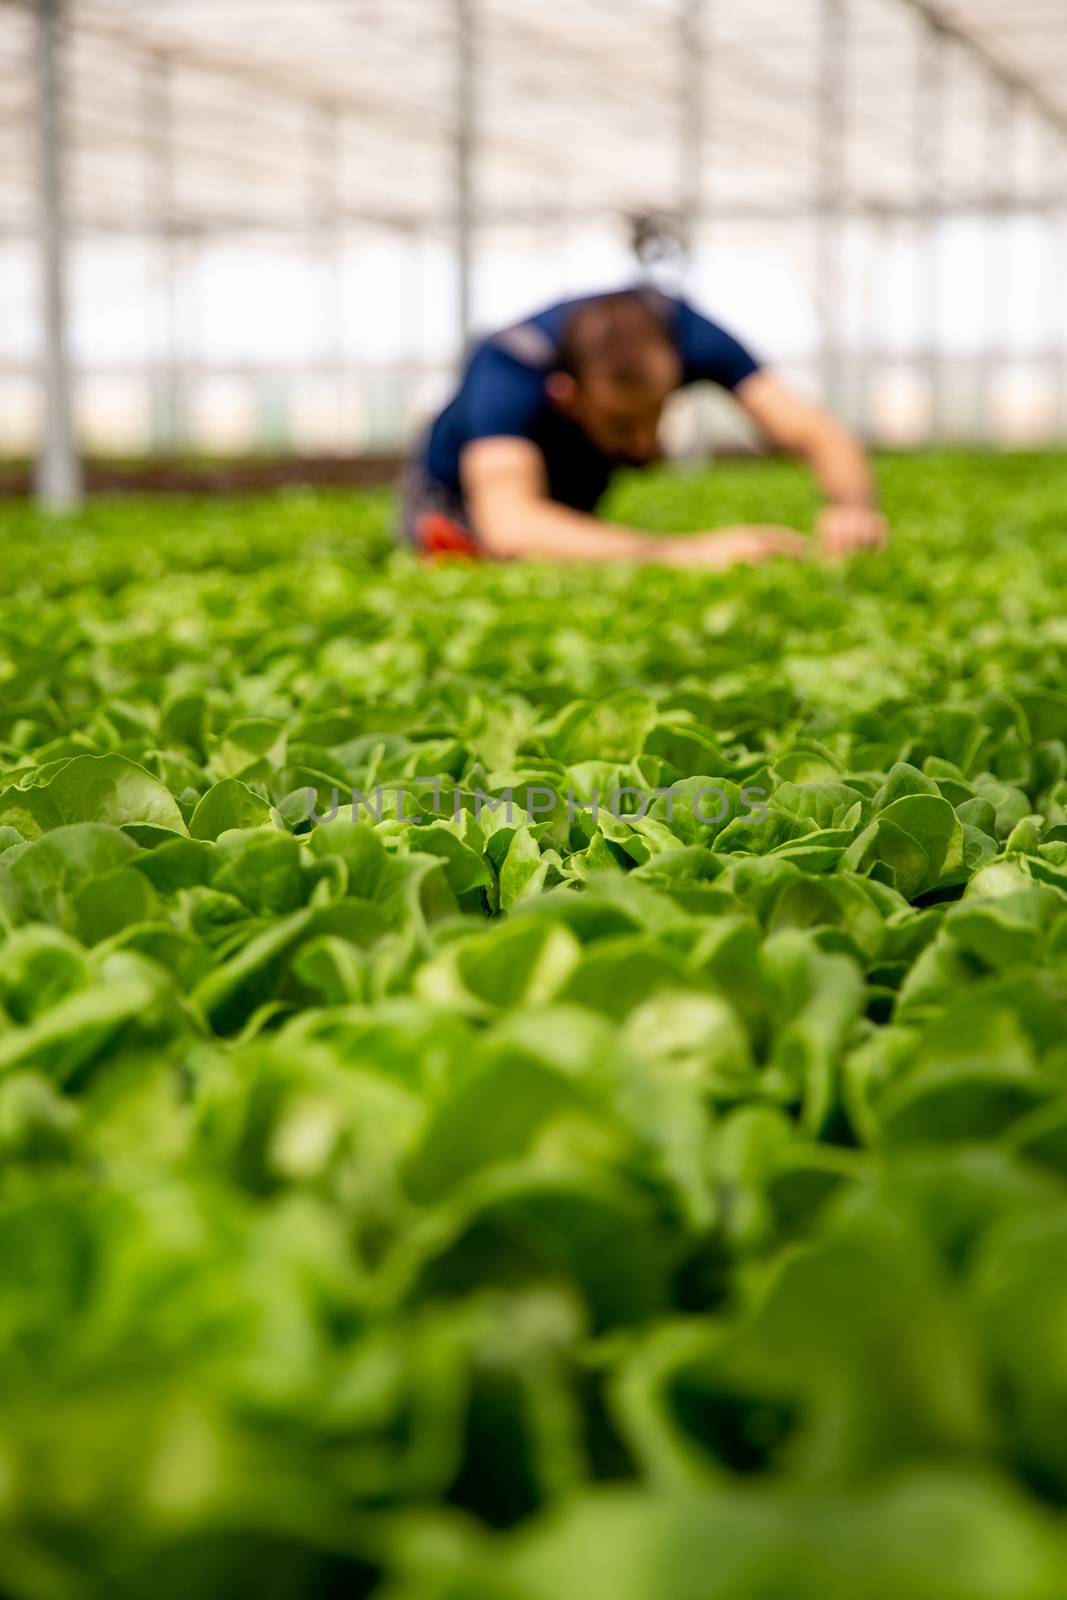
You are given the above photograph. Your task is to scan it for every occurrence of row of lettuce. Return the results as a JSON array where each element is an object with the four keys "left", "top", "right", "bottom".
[{"left": 2, "top": 460, "right": 1067, "bottom": 1597}]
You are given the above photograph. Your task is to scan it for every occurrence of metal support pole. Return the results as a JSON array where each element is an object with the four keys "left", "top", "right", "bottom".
[
  {"left": 678, "top": 0, "right": 704, "bottom": 271},
  {"left": 401, "top": 224, "right": 421, "bottom": 440},
  {"left": 454, "top": 0, "right": 475, "bottom": 357},
  {"left": 1041, "top": 123, "right": 1066, "bottom": 444},
  {"left": 1062, "top": 177, "right": 1067, "bottom": 444},
  {"left": 977, "top": 77, "right": 1001, "bottom": 442},
  {"left": 144, "top": 55, "right": 181, "bottom": 450},
  {"left": 679, "top": 0, "right": 713, "bottom": 447},
  {"left": 864, "top": 210, "right": 896, "bottom": 443},
  {"left": 308, "top": 105, "right": 344, "bottom": 447},
  {"left": 979, "top": 81, "right": 1019, "bottom": 444},
  {"left": 34, "top": 0, "right": 81, "bottom": 509},
  {"left": 308, "top": 107, "right": 344, "bottom": 365},
  {"left": 816, "top": 0, "right": 846, "bottom": 414},
  {"left": 915, "top": 15, "right": 946, "bottom": 442}
]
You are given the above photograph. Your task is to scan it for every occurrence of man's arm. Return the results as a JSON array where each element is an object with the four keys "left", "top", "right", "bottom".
[
  {"left": 735, "top": 371, "right": 888, "bottom": 558},
  {"left": 461, "top": 438, "right": 809, "bottom": 568}
]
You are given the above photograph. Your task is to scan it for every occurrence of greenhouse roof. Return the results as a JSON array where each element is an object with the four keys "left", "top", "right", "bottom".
[{"left": 3, "top": 0, "right": 1066, "bottom": 243}]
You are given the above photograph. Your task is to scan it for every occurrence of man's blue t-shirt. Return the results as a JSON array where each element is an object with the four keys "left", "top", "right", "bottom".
[{"left": 423, "top": 287, "right": 761, "bottom": 514}]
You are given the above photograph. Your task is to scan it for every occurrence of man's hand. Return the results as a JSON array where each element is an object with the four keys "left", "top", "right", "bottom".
[
  {"left": 736, "top": 373, "right": 888, "bottom": 561},
  {"left": 461, "top": 440, "right": 813, "bottom": 569},
  {"left": 817, "top": 504, "right": 889, "bottom": 561},
  {"left": 663, "top": 526, "right": 810, "bottom": 570}
]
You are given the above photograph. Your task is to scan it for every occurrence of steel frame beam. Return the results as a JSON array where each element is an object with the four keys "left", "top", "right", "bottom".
[
  {"left": 34, "top": 0, "right": 81, "bottom": 508},
  {"left": 454, "top": 0, "right": 475, "bottom": 351},
  {"left": 143, "top": 53, "right": 181, "bottom": 448},
  {"left": 895, "top": 0, "right": 1067, "bottom": 143},
  {"left": 816, "top": 0, "right": 847, "bottom": 414},
  {"left": 6, "top": 193, "right": 1067, "bottom": 239},
  {"left": 678, "top": 0, "right": 705, "bottom": 265},
  {"left": 915, "top": 13, "right": 946, "bottom": 439}
]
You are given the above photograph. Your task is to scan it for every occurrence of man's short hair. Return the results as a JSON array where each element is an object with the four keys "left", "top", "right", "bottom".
[{"left": 557, "top": 292, "right": 676, "bottom": 387}]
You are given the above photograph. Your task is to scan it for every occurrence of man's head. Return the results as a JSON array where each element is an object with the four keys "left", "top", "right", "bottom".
[{"left": 546, "top": 293, "right": 681, "bottom": 465}]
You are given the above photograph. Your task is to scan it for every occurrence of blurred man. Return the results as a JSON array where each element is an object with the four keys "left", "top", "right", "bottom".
[{"left": 401, "top": 287, "right": 887, "bottom": 567}]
